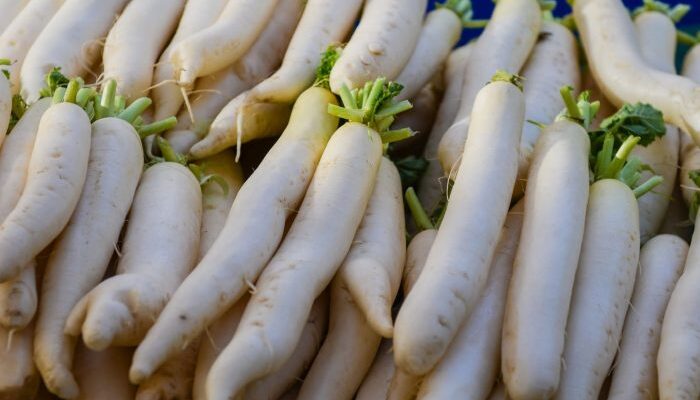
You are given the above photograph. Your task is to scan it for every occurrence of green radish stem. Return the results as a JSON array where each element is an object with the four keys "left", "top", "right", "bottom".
[
  {"left": 490, "top": 70, "right": 524, "bottom": 91},
  {"left": 436, "top": 0, "right": 490, "bottom": 28},
  {"left": 137, "top": 117, "right": 177, "bottom": 138},
  {"left": 557, "top": 87, "right": 600, "bottom": 129},
  {"left": 118, "top": 98, "right": 152, "bottom": 124},
  {"left": 405, "top": 187, "right": 434, "bottom": 231},
  {"left": 633, "top": 0, "right": 691, "bottom": 23}
]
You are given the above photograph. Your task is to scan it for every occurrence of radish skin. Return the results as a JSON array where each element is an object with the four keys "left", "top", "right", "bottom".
[
  {"left": 205, "top": 122, "right": 382, "bottom": 400},
  {"left": 0, "top": 324, "right": 38, "bottom": 400},
  {"left": 680, "top": 45, "right": 700, "bottom": 211},
  {"left": 169, "top": 0, "right": 278, "bottom": 87},
  {"left": 418, "top": 43, "right": 472, "bottom": 211},
  {"left": 608, "top": 234, "right": 688, "bottom": 400},
  {"left": 20, "top": 0, "right": 129, "bottom": 102},
  {"left": 73, "top": 345, "right": 135, "bottom": 400},
  {"left": 513, "top": 22, "right": 580, "bottom": 197},
  {"left": 502, "top": 120, "right": 590, "bottom": 400},
  {"left": 394, "top": 78, "right": 525, "bottom": 376},
  {"left": 0, "top": 0, "right": 64, "bottom": 95},
  {"left": 298, "top": 277, "right": 382, "bottom": 400},
  {"left": 0, "top": 261, "right": 35, "bottom": 329},
  {"left": 103, "top": 0, "right": 185, "bottom": 102},
  {"left": 0, "top": 102, "right": 91, "bottom": 282},
  {"left": 130, "top": 87, "right": 339, "bottom": 383},
  {"left": 574, "top": 0, "right": 700, "bottom": 146},
  {"left": 437, "top": 0, "right": 541, "bottom": 175},
  {"left": 65, "top": 162, "right": 202, "bottom": 350},
  {"left": 339, "top": 157, "right": 406, "bottom": 337},
  {"left": 0, "top": 74, "right": 9, "bottom": 142},
  {"left": 166, "top": 0, "right": 304, "bottom": 154},
  {"left": 152, "top": 0, "right": 229, "bottom": 121},
  {"left": 394, "top": 8, "right": 462, "bottom": 102},
  {"left": 329, "top": 0, "right": 426, "bottom": 93},
  {"left": 356, "top": 340, "right": 396, "bottom": 400},
  {"left": 35, "top": 117, "right": 144, "bottom": 398},
  {"left": 556, "top": 179, "right": 640, "bottom": 400},
  {"left": 247, "top": 0, "right": 364, "bottom": 104},
  {"left": 418, "top": 202, "right": 524, "bottom": 400},
  {"left": 0, "top": 0, "right": 29, "bottom": 36}
]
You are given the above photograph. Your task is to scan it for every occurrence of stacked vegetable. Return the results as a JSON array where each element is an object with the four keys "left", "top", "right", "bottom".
[{"left": 3, "top": 0, "right": 700, "bottom": 399}]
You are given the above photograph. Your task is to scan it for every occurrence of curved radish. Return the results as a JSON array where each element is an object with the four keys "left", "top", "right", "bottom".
[
  {"left": 0, "top": 102, "right": 91, "bottom": 282},
  {"left": 20, "top": 0, "right": 129, "bottom": 102},
  {"left": 204, "top": 122, "right": 382, "bottom": 400},
  {"left": 64, "top": 162, "right": 202, "bottom": 350},
  {"left": 436, "top": 0, "right": 541, "bottom": 175},
  {"left": 418, "top": 43, "right": 472, "bottom": 211},
  {"left": 152, "top": 0, "right": 229, "bottom": 121},
  {"left": 169, "top": 0, "right": 278, "bottom": 87},
  {"left": 339, "top": 157, "right": 406, "bottom": 337},
  {"left": 297, "top": 277, "right": 382, "bottom": 400},
  {"left": 329, "top": 0, "right": 426, "bottom": 93},
  {"left": 632, "top": 10, "right": 681, "bottom": 243},
  {"left": 130, "top": 87, "right": 339, "bottom": 383},
  {"left": 555, "top": 179, "right": 640, "bottom": 400},
  {"left": 0, "top": 325, "right": 38, "bottom": 399},
  {"left": 0, "top": 0, "right": 29, "bottom": 36},
  {"left": 166, "top": 0, "right": 304, "bottom": 154},
  {"left": 394, "top": 75, "right": 525, "bottom": 376},
  {"left": 34, "top": 117, "right": 143, "bottom": 398},
  {"left": 73, "top": 344, "right": 135, "bottom": 400},
  {"left": 418, "top": 202, "right": 524, "bottom": 400},
  {"left": 0, "top": 0, "right": 64, "bottom": 95},
  {"left": 573, "top": 0, "right": 700, "bottom": 146},
  {"left": 245, "top": 294, "right": 329, "bottom": 400},
  {"left": 502, "top": 120, "right": 590, "bottom": 400},
  {"left": 102, "top": 0, "right": 185, "bottom": 102},
  {"left": 608, "top": 234, "right": 688, "bottom": 399},
  {"left": 356, "top": 340, "right": 396, "bottom": 400},
  {"left": 247, "top": 0, "right": 364, "bottom": 104},
  {"left": 513, "top": 21, "right": 580, "bottom": 197},
  {"left": 679, "top": 45, "right": 700, "bottom": 213},
  {"left": 394, "top": 6, "right": 464, "bottom": 102}
]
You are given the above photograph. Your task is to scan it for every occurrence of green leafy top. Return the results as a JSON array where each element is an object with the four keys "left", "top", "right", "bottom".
[
  {"left": 556, "top": 86, "right": 600, "bottom": 130},
  {"left": 38, "top": 67, "right": 70, "bottom": 99},
  {"left": 394, "top": 155, "right": 429, "bottom": 190},
  {"left": 490, "top": 70, "right": 525, "bottom": 91},
  {"left": 688, "top": 170, "right": 700, "bottom": 220},
  {"left": 633, "top": 0, "right": 691, "bottom": 23},
  {"left": 0, "top": 60, "right": 28, "bottom": 133},
  {"left": 313, "top": 46, "right": 342, "bottom": 90},
  {"left": 437, "top": 0, "right": 489, "bottom": 28}
]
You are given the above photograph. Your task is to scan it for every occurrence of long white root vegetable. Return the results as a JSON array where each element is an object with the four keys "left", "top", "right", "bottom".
[
  {"left": 65, "top": 162, "right": 202, "bottom": 350},
  {"left": 329, "top": 0, "right": 426, "bottom": 93},
  {"left": 555, "top": 179, "right": 640, "bottom": 400},
  {"left": 169, "top": 0, "right": 279, "bottom": 87},
  {"left": 339, "top": 157, "right": 406, "bottom": 337},
  {"left": 356, "top": 340, "right": 396, "bottom": 400},
  {"left": 0, "top": 261, "right": 35, "bottom": 330},
  {"left": 608, "top": 234, "right": 688, "bottom": 399},
  {"left": 103, "top": 0, "right": 185, "bottom": 102},
  {"left": 0, "top": 102, "right": 91, "bottom": 282},
  {"left": 152, "top": 0, "right": 229, "bottom": 120},
  {"left": 20, "top": 0, "right": 129, "bottom": 102},
  {"left": 574, "top": 0, "right": 700, "bottom": 146},
  {"left": 0, "top": 325, "right": 38, "bottom": 400},
  {"left": 204, "top": 121, "right": 382, "bottom": 400},
  {"left": 503, "top": 120, "right": 590, "bottom": 400},
  {"left": 73, "top": 344, "right": 135, "bottom": 400},
  {"left": 0, "top": 0, "right": 29, "bottom": 37},
  {"left": 394, "top": 75, "right": 525, "bottom": 376},
  {"left": 130, "top": 87, "right": 339, "bottom": 383},
  {"left": 247, "top": 0, "right": 364, "bottom": 104},
  {"left": 437, "top": 0, "right": 540, "bottom": 174},
  {"left": 418, "top": 202, "right": 524, "bottom": 400}
]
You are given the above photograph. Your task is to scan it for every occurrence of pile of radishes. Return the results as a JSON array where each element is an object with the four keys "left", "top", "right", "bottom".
[{"left": 2, "top": 0, "right": 700, "bottom": 399}]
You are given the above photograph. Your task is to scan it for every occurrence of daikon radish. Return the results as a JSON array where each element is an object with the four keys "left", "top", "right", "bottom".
[
  {"left": 0, "top": 324, "right": 38, "bottom": 400},
  {"left": 73, "top": 345, "right": 135, "bottom": 400}
]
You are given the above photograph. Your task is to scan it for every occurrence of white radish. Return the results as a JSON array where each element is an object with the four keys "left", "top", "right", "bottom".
[
  {"left": 73, "top": 344, "right": 135, "bottom": 400},
  {"left": 394, "top": 75, "right": 525, "bottom": 376},
  {"left": 338, "top": 157, "right": 406, "bottom": 337},
  {"left": 632, "top": 10, "right": 681, "bottom": 243},
  {"left": 20, "top": 0, "right": 129, "bottom": 102},
  {"left": 152, "top": 0, "right": 230, "bottom": 121},
  {"left": 102, "top": 0, "right": 185, "bottom": 102},
  {"left": 204, "top": 122, "right": 382, "bottom": 400},
  {"left": 0, "top": 324, "right": 39, "bottom": 399},
  {"left": 130, "top": 87, "right": 339, "bottom": 383},
  {"left": 166, "top": 0, "right": 304, "bottom": 154},
  {"left": 0, "top": 0, "right": 64, "bottom": 95},
  {"left": 297, "top": 277, "right": 382, "bottom": 400},
  {"left": 356, "top": 340, "right": 396, "bottom": 400},
  {"left": 329, "top": 0, "right": 426, "bottom": 93},
  {"left": 246, "top": 0, "right": 364, "bottom": 104},
  {"left": 573, "top": 0, "right": 700, "bottom": 146},
  {"left": 555, "top": 179, "right": 640, "bottom": 400},
  {"left": 502, "top": 120, "right": 591, "bottom": 400},
  {"left": 436, "top": 0, "right": 541, "bottom": 175},
  {"left": 0, "top": 102, "right": 91, "bottom": 282},
  {"left": 34, "top": 117, "right": 143, "bottom": 399},
  {"left": 0, "top": 261, "right": 35, "bottom": 330},
  {"left": 394, "top": 5, "right": 465, "bottom": 102},
  {"left": 608, "top": 234, "right": 688, "bottom": 399},
  {"left": 0, "top": 0, "right": 29, "bottom": 36},
  {"left": 418, "top": 43, "right": 472, "bottom": 211},
  {"left": 64, "top": 162, "right": 202, "bottom": 350},
  {"left": 680, "top": 44, "right": 700, "bottom": 212},
  {"left": 169, "top": 0, "right": 279, "bottom": 87},
  {"left": 0, "top": 73, "right": 9, "bottom": 143},
  {"left": 418, "top": 201, "right": 524, "bottom": 400}
]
